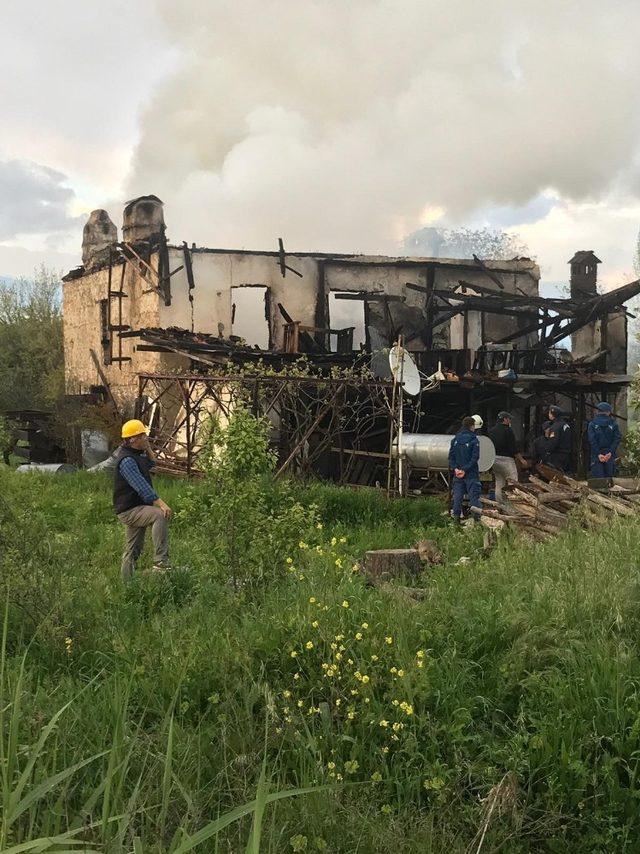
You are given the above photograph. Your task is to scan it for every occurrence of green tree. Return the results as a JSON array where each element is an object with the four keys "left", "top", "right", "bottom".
[{"left": 0, "top": 266, "right": 64, "bottom": 412}]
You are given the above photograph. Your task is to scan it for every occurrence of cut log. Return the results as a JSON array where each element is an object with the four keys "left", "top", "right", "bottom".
[
  {"left": 537, "top": 491, "right": 582, "bottom": 504},
  {"left": 364, "top": 549, "right": 422, "bottom": 582},
  {"left": 480, "top": 516, "right": 506, "bottom": 531},
  {"left": 612, "top": 477, "right": 640, "bottom": 492}
]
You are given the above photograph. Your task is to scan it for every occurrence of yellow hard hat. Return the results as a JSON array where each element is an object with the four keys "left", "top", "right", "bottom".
[{"left": 121, "top": 419, "right": 148, "bottom": 439}]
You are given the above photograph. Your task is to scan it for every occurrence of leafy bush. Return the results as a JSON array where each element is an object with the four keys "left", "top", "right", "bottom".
[
  {"left": 618, "top": 424, "right": 640, "bottom": 475},
  {"left": 0, "top": 415, "right": 12, "bottom": 462},
  {"left": 177, "top": 407, "right": 317, "bottom": 588}
]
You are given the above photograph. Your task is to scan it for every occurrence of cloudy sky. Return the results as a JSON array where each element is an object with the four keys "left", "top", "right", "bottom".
[{"left": 2, "top": 0, "right": 640, "bottom": 289}]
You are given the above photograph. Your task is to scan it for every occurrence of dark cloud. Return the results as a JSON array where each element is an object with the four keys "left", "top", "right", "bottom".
[{"left": 0, "top": 159, "right": 80, "bottom": 241}]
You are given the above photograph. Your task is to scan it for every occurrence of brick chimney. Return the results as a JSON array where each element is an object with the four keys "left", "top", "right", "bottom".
[{"left": 569, "top": 250, "right": 601, "bottom": 298}]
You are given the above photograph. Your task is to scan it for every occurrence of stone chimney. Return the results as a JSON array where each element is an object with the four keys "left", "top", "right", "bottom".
[
  {"left": 82, "top": 209, "right": 117, "bottom": 270},
  {"left": 122, "top": 195, "right": 165, "bottom": 243},
  {"left": 569, "top": 250, "right": 601, "bottom": 299}
]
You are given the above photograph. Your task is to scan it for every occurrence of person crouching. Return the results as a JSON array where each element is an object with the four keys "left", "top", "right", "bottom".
[
  {"left": 448, "top": 416, "right": 482, "bottom": 523},
  {"left": 113, "top": 419, "right": 172, "bottom": 581}
]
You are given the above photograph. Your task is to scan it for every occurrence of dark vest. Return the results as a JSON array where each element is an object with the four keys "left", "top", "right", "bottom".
[{"left": 112, "top": 445, "right": 154, "bottom": 515}]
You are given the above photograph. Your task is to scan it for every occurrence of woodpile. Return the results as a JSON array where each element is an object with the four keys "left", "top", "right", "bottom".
[{"left": 480, "top": 464, "right": 640, "bottom": 542}]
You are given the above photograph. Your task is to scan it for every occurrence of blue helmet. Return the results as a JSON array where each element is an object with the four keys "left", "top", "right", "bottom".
[{"left": 596, "top": 401, "right": 612, "bottom": 413}]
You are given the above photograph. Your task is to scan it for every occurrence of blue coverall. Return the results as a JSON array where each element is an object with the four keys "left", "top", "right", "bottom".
[
  {"left": 448, "top": 428, "right": 481, "bottom": 519},
  {"left": 587, "top": 414, "right": 621, "bottom": 477}
]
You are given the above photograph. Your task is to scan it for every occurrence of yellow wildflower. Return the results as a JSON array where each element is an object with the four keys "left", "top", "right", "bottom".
[
  {"left": 344, "top": 759, "right": 359, "bottom": 773},
  {"left": 371, "top": 771, "right": 382, "bottom": 782},
  {"left": 371, "top": 654, "right": 379, "bottom": 662},
  {"left": 347, "top": 710, "right": 355, "bottom": 720},
  {"left": 361, "top": 674, "right": 370, "bottom": 684},
  {"left": 379, "top": 719, "right": 389, "bottom": 728},
  {"left": 416, "top": 650, "right": 425, "bottom": 659},
  {"left": 309, "top": 597, "right": 316, "bottom": 604},
  {"left": 331, "top": 536, "right": 337, "bottom": 546},
  {"left": 355, "top": 632, "right": 363, "bottom": 641},
  {"left": 397, "top": 669, "right": 405, "bottom": 678},
  {"left": 286, "top": 557, "right": 293, "bottom": 564},
  {"left": 361, "top": 622, "right": 369, "bottom": 629},
  {"left": 342, "top": 601, "right": 350, "bottom": 609},
  {"left": 299, "top": 541, "right": 308, "bottom": 549},
  {"left": 283, "top": 690, "right": 291, "bottom": 698},
  {"left": 305, "top": 641, "right": 314, "bottom": 650},
  {"left": 293, "top": 672, "right": 300, "bottom": 680},
  {"left": 297, "top": 700, "right": 304, "bottom": 708},
  {"left": 316, "top": 522, "right": 323, "bottom": 530},
  {"left": 385, "top": 636, "right": 393, "bottom": 645},
  {"left": 340, "top": 536, "right": 347, "bottom": 544},
  {"left": 312, "top": 620, "right": 319, "bottom": 629},
  {"left": 327, "top": 761, "right": 336, "bottom": 770},
  {"left": 290, "top": 650, "right": 298, "bottom": 658},
  {"left": 335, "top": 558, "right": 343, "bottom": 568}
]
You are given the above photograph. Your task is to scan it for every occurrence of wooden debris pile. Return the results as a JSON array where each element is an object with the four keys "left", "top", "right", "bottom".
[{"left": 480, "top": 464, "right": 640, "bottom": 541}]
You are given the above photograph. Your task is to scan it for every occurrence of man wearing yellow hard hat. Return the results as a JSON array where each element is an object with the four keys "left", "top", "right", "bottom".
[{"left": 113, "top": 419, "right": 172, "bottom": 581}]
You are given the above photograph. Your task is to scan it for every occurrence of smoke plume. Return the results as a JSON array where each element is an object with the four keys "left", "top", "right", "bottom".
[{"left": 128, "top": 0, "right": 640, "bottom": 254}]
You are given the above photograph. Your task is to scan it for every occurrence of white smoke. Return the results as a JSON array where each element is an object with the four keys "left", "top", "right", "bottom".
[{"left": 128, "top": 0, "right": 640, "bottom": 254}]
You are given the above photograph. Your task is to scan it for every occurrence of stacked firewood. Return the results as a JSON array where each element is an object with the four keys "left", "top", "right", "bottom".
[{"left": 480, "top": 464, "right": 640, "bottom": 541}]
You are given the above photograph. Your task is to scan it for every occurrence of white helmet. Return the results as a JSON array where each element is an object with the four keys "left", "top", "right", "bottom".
[{"left": 472, "top": 414, "right": 483, "bottom": 429}]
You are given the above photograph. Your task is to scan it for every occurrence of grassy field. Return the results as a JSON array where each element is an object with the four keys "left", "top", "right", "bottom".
[{"left": 3, "top": 458, "right": 640, "bottom": 852}]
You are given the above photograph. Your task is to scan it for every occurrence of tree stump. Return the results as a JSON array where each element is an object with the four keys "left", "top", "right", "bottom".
[{"left": 363, "top": 549, "right": 422, "bottom": 582}]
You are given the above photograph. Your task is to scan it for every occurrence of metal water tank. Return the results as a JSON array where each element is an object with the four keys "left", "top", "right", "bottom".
[
  {"left": 393, "top": 434, "right": 496, "bottom": 472},
  {"left": 16, "top": 463, "right": 77, "bottom": 474}
]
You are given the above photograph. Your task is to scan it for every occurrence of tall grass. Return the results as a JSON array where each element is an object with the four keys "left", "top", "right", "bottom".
[{"left": 3, "top": 465, "right": 640, "bottom": 850}]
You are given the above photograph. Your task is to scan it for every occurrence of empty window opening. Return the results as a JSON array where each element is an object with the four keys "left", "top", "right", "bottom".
[
  {"left": 328, "top": 292, "right": 367, "bottom": 352},
  {"left": 231, "top": 285, "right": 270, "bottom": 349}
]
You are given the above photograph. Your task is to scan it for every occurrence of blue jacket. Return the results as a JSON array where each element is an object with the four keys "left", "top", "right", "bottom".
[
  {"left": 448, "top": 429, "right": 480, "bottom": 477},
  {"left": 587, "top": 414, "right": 621, "bottom": 462}
]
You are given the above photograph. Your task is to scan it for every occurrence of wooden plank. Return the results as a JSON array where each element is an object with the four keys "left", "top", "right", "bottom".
[{"left": 89, "top": 348, "right": 119, "bottom": 414}]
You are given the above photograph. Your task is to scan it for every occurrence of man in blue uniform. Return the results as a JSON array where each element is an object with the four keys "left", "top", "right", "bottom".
[
  {"left": 587, "top": 401, "right": 621, "bottom": 478},
  {"left": 448, "top": 416, "right": 482, "bottom": 523},
  {"left": 113, "top": 419, "right": 173, "bottom": 581}
]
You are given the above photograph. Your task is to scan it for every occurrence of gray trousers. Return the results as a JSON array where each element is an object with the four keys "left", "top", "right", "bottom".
[
  {"left": 493, "top": 455, "right": 518, "bottom": 502},
  {"left": 117, "top": 505, "right": 169, "bottom": 581}
]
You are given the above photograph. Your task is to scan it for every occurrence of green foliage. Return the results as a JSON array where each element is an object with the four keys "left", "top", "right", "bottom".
[
  {"left": 0, "top": 267, "right": 64, "bottom": 411},
  {"left": 0, "top": 415, "right": 12, "bottom": 461},
  {"left": 6, "top": 466, "right": 640, "bottom": 850},
  {"left": 619, "top": 424, "right": 640, "bottom": 474},
  {"left": 178, "top": 408, "right": 317, "bottom": 589}
]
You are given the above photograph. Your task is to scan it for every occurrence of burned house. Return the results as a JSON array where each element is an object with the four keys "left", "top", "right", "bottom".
[{"left": 62, "top": 196, "right": 640, "bottom": 482}]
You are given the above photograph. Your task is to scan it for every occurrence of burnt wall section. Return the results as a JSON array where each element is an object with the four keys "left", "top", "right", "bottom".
[{"left": 62, "top": 258, "right": 188, "bottom": 407}]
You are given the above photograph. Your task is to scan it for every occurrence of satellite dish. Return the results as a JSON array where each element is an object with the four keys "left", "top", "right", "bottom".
[
  {"left": 389, "top": 345, "right": 421, "bottom": 396},
  {"left": 370, "top": 350, "right": 393, "bottom": 381}
]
